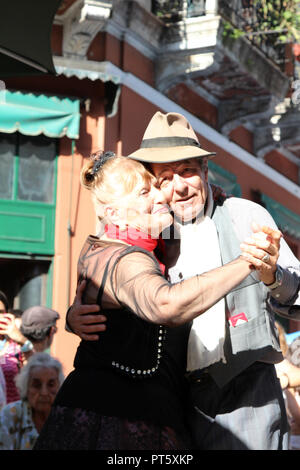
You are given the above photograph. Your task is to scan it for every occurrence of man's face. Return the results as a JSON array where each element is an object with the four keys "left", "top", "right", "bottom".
[{"left": 151, "top": 158, "right": 208, "bottom": 223}]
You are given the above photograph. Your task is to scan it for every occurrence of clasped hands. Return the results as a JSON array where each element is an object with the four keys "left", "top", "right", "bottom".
[{"left": 240, "top": 222, "right": 282, "bottom": 286}]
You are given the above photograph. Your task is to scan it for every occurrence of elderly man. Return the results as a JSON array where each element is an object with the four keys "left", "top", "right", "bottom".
[
  {"left": 67, "top": 112, "right": 300, "bottom": 450},
  {"left": 20, "top": 306, "right": 59, "bottom": 355}
]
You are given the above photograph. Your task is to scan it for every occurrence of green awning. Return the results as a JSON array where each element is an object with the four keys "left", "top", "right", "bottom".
[
  {"left": 261, "top": 194, "right": 300, "bottom": 239},
  {"left": 0, "top": 89, "right": 80, "bottom": 139}
]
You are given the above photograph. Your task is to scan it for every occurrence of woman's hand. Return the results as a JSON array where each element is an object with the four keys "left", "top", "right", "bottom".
[
  {"left": 0, "top": 314, "right": 27, "bottom": 345},
  {"left": 240, "top": 222, "right": 282, "bottom": 285}
]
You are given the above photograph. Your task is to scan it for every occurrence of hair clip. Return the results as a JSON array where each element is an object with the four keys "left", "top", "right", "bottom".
[{"left": 86, "top": 151, "right": 115, "bottom": 181}]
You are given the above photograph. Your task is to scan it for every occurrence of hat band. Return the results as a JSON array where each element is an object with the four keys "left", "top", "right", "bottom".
[{"left": 140, "top": 136, "right": 201, "bottom": 149}]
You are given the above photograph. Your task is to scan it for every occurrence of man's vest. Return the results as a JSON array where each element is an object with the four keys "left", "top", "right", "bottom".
[{"left": 206, "top": 200, "right": 283, "bottom": 387}]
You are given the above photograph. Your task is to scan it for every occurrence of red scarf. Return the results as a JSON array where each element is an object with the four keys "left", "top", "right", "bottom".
[{"left": 104, "top": 224, "right": 165, "bottom": 274}]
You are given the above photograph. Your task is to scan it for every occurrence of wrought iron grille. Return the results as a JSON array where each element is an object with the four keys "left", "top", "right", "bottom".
[
  {"left": 218, "top": 0, "right": 293, "bottom": 71},
  {"left": 151, "top": 0, "right": 295, "bottom": 72}
]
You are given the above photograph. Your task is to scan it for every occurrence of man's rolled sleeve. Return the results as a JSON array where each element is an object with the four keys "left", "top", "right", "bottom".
[{"left": 268, "top": 267, "right": 300, "bottom": 319}]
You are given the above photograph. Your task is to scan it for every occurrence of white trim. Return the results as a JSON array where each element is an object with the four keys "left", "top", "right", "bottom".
[
  {"left": 54, "top": 57, "right": 124, "bottom": 84},
  {"left": 122, "top": 72, "right": 300, "bottom": 199}
]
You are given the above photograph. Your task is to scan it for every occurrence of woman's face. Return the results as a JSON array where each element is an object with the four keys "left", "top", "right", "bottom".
[
  {"left": 111, "top": 176, "right": 173, "bottom": 237},
  {"left": 27, "top": 366, "right": 60, "bottom": 415}
]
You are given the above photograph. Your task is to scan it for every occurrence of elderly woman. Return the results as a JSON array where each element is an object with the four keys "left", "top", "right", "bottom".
[
  {"left": 34, "top": 152, "right": 278, "bottom": 450},
  {"left": 0, "top": 352, "right": 64, "bottom": 450}
]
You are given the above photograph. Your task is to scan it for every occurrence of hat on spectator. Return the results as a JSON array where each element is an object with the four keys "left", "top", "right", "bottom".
[{"left": 21, "top": 306, "right": 60, "bottom": 329}]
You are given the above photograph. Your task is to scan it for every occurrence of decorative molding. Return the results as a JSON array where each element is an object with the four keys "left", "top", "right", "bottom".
[{"left": 62, "top": 0, "right": 112, "bottom": 58}]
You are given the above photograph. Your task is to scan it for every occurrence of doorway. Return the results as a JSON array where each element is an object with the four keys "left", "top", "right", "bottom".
[{"left": 0, "top": 256, "right": 52, "bottom": 311}]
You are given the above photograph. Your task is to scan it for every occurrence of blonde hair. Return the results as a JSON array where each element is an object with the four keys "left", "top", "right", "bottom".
[{"left": 80, "top": 151, "right": 154, "bottom": 220}]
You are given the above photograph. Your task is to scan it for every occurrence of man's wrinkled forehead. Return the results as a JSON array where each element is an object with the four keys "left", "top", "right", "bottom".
[{"left": 150, "top": 159, "right": 200, "bottom": 177}]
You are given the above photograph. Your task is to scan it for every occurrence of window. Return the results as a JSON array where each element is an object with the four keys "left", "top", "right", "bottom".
[
  {"left": 0, "top": 132, "right": 57, "bottom": 255},
  {"left": 208, "top": 160, "right": 241, "bottom": 197},
  {"left": 0, "top": 133, "right": 15, "bottom": 200},
  {"left": 0, "top": 256, "right": 52, "bottom": 311},
  {"left": 0, "top": 132, "right": 56, "bottom": 203}
]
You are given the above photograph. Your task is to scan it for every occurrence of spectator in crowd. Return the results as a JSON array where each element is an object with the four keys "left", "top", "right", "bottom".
[
  {"left": 0, "top": 291, "right": 9, "bottom": 407},
  {"left": 0, "top": 352, "right": 64, "bottom": 450},
  {"left": 274, "top": 323, "right": 300, "bottom": 450},
  {"left": 275, "top": 322, "right": 300, "bottom": 390},
  {"left": 0, "top": 291, "right": 8, "bottom": 315},
  {"left": 0, "top": 306, "right": 29, "bottom": 403},
  {"left": 20, "top": 306, "right": 60, "bottom": 357},
  {"left": 286, "top": 336, "right": 300, "bottom": 450},
  {"left": 275, "top": 323, "right": 300, "bottom": 389}
]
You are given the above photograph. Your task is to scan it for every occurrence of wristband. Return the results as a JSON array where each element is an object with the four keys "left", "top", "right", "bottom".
[{"left": 264, "top": 265, "right": 283, "bottom": 290}]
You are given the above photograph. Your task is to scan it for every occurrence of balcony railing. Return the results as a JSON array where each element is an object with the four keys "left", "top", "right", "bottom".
[
  {"left": 218, "top": 0, "right": 294, "bottom": 72},
  {"left": 151, "top": 0, "right": 295, "bottom": 72}
]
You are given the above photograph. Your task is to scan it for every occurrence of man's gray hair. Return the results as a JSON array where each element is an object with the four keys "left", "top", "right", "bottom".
[
  {"left": 15, "top": 352, "right": 64, "bottom": 399},
  {"left": 196, "top": 156, "right": 208, "bottom": 170}
]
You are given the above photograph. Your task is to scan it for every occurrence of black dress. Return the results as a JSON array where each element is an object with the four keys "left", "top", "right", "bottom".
[{"left": 34, "top": 238, "right": 191, "bottom": 450}]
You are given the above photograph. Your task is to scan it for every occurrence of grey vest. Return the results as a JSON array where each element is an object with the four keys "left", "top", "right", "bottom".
[{"left": 206, "top": 201, "right": 283, "bottom": 387}]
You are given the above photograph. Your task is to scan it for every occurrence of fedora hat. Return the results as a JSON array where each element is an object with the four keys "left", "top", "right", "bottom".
[{"left": 128, "top": 111, "right": 216, "bottom": 163}]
